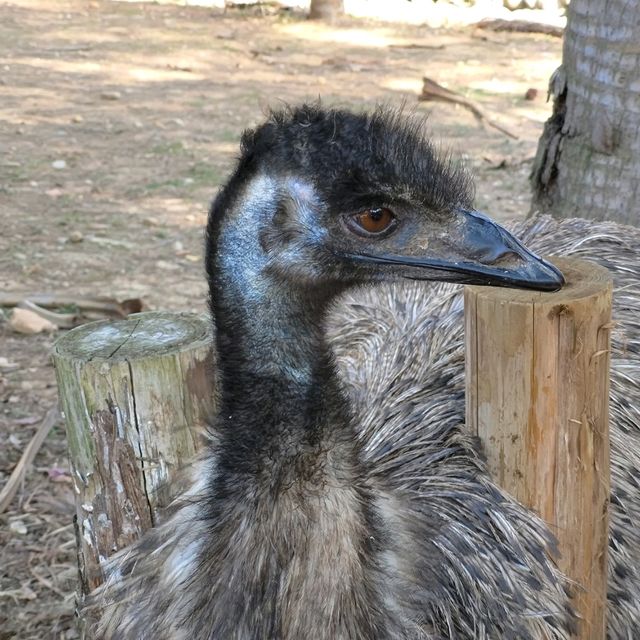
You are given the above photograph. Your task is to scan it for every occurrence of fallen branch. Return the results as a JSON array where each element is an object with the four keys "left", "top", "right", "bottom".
[
  {"left": 24, "top": 45, "right": 93, "bottom": 54},
  {"left": 418, "top": 76, "right": 518, "bottom": 140},
  {"left": 18, "top": 300, "right": 79, "bottom": 329},
  {"left": 474, "top": 18, "right": 564, "bottom": 38},
  {"left": 388, "top": 43, "right": 445, "bottom": 50},
  {"left": 0, "top": 408, "right": 60, "bottom": 514},
  {"left": 0, "top": 293, "right": 146, "bottom": 319}
]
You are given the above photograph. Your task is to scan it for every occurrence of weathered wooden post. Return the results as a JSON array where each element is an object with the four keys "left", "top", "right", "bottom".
[
  {"left": 52, "top": 312, "right": 214, "bottom": 598},
  {"left": 465, "top": 257, "right": 612, "bottom": 639}
]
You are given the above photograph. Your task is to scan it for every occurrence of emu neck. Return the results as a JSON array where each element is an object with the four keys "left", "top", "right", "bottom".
[
  {"left": 215, "top": 278, "right": 339, "bottom": 408},
  {"left": 200, "top": 183, "right": 388, "bottom": 639},
  {"left": 211, "top": 264, "right": 354, "bottom": 475},
  {"left": 209, "top": 174, "right": 358, "bottom": 481}
]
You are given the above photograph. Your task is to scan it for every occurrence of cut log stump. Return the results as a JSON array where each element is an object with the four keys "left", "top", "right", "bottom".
[
  {"left": 52, "top": 312, "right": 214, "bottom": 597},
  {"left": 465, "top": 257, "right": 612, "bottom": 640}
]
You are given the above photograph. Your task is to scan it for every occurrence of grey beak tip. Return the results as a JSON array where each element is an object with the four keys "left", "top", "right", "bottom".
[{"left": 537, "top": 258, "right": 565, "bottom": 292}]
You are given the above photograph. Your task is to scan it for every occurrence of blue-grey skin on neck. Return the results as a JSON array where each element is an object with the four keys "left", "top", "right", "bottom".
[
  {"left": 213, "top": 172, "right": 338, "bottom": 391},
  {"left": 212, "top": 174, "right": 348, "bottom": 453}
]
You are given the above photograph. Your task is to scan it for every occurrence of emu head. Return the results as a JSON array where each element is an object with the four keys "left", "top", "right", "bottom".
[{"left": 206, "top": 105, "right": 563, "bottom": 302}]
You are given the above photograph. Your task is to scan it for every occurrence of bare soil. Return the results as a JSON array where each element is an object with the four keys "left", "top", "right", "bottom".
[{"left": 0, "top": 1, "right": 561, "bottom": 637}]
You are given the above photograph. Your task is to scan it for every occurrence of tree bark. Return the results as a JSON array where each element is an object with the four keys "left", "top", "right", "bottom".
[
  {"left": 309, "top": 0, "right": 344, "bottom": 21},
  {"left": 531, "top": 0, "right": 640, "bottom": 225}
]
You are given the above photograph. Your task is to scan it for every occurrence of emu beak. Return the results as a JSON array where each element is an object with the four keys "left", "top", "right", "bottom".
[
  {"left": 429, "top": 208, "right": 565, "bottom": 291},
  {"left": 350, "top": 209, "right": 564, "bottom": 292}
]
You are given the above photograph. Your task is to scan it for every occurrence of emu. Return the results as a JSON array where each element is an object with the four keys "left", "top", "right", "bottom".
[{"left": 91, "top": 105, "right": 640, "bottom": 638}]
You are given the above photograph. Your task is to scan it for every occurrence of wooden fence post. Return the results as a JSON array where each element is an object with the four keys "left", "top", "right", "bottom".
[
  {"left": 465, "top": 257, "right": 612, "bottom": 639},
  {"left": 52, "top": 312, "right": 214, "bottom": 599}
]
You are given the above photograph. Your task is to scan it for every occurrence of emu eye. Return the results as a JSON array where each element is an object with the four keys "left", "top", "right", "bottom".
[{"left": 347, "top": 208, "right": 397, "bottom": 237}]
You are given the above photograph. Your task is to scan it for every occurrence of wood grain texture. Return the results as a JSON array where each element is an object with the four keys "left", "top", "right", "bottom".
[
  {"left": 52, "top": 312, "right": 214, "bottom": 594},
  {"left": 465, "top": 257, "right": 612, "bottom": 639}
]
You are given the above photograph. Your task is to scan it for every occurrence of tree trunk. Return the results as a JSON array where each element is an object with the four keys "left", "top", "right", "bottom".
[
  {"left": 531, "top": 0, "right": 640, "bottom": 225},
  {"left": 309, "top": 0, "right": 344, "bottom": 21}
]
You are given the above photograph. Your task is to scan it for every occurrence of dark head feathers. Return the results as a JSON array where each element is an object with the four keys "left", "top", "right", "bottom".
[{"left": 235, "top": 103, "right": 475, "bottom": 214}]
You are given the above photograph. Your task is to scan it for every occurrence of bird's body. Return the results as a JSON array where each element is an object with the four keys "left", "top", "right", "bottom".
[
  {"left": 91, "top": 106, "right": 638, "bottom": 639},
  {"left": 332, "top": 214, "right": 640, "bottom": 639}
]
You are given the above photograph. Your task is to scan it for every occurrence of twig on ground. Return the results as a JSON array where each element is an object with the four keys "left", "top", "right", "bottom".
[
  {"left": 388, "top": 43, "right": 446, "bottom": 50},
  {"left": 0, "top": 293, "right": 146, "bottom": 319},
  {"left": 0, "top": 408, "right": 60, "bottom": 514},
  {"left": 18, "top": 300, "right": 79, "bottom": 329},
  {"left": 418, "top": 76, "right": 518, "bottom": 140},
  {"left": 474, "top": 18, "right": 563, "bottom": 38},
  {"left": 29, "top": 566, "right": 68, "bottom": 599}
]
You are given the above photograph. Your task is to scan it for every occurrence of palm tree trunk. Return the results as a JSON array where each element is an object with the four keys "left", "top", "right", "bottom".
[
  {"left": 531, "top": 0, "right": 640, "bottom": 225},
  {"left": 309, "top": 0, "right": 344, "bottom": 21}
]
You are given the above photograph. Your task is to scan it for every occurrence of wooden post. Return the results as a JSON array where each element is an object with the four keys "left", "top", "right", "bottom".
[
  {"left": 52, "top": 312, "right": 214, "bottom": 596},
  {"left": 465, "top": 257, "right": 612, "bottom": 639}
]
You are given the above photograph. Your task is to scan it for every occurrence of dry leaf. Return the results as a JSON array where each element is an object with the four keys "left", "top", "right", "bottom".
[{"left": 9, "top": 308, "right": 57, "bottom": 334}]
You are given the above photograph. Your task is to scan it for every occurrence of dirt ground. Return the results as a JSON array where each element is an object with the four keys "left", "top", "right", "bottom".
[{"left": 0, "top": 1, "right": 562, "bottom": 637}]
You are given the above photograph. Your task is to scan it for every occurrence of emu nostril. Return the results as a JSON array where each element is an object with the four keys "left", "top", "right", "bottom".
[
  {"left": 457, "top": 208, "right": 518, "bottom": 264},
  {"left": 466, "top": 242, "right": 518, "bottom": 265},
  {"left": 489, "top": 249, "right": 526, "bottom": 267}
]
